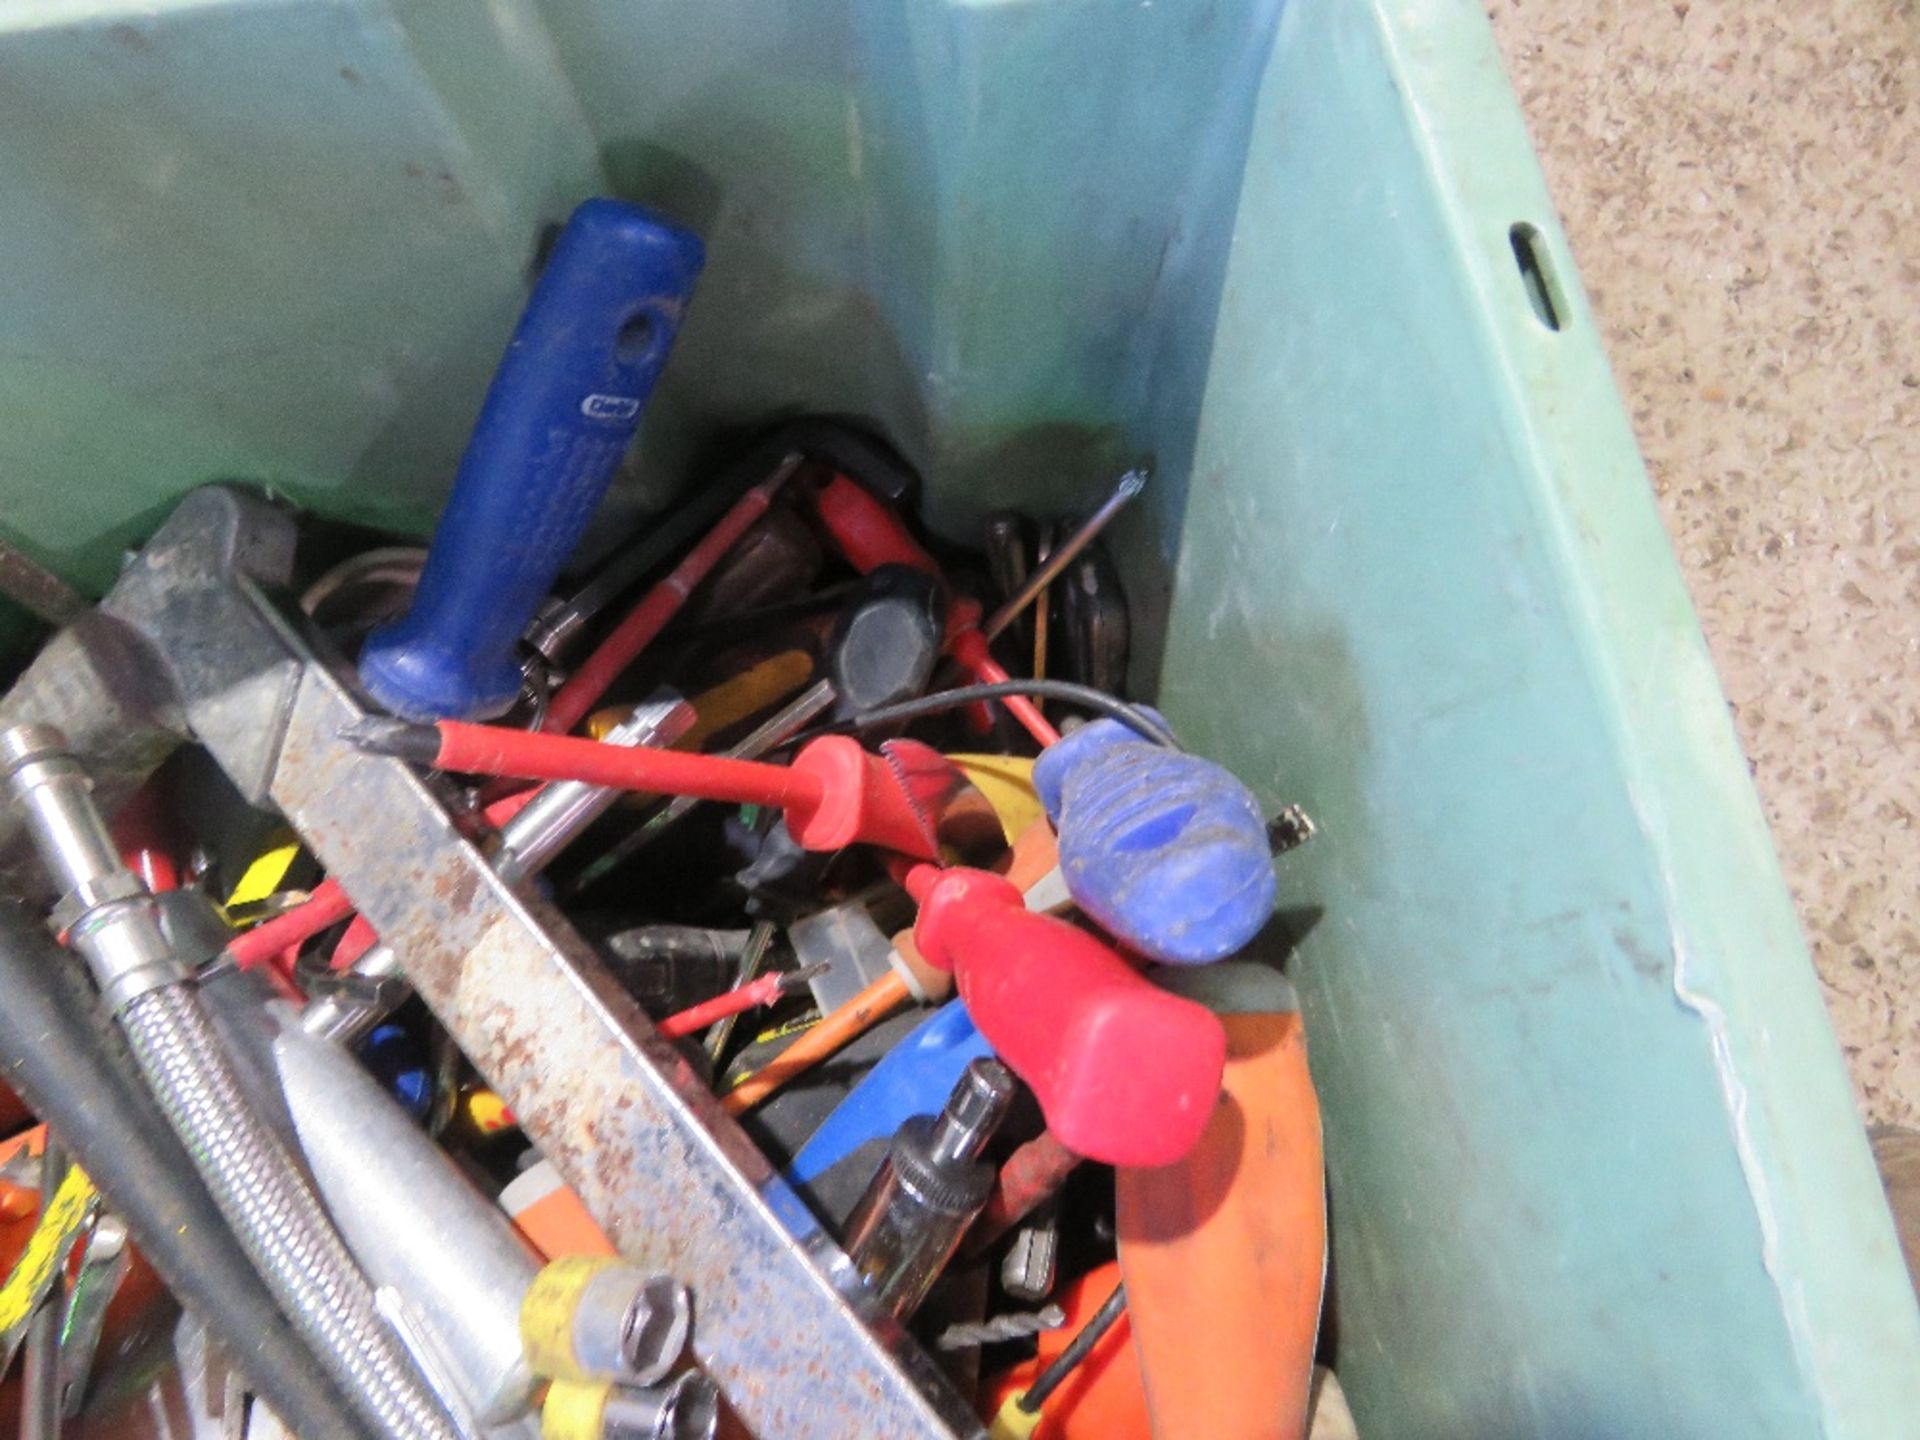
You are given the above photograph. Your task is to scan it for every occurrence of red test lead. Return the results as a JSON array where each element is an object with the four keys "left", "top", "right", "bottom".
[
  {"left": 654, "top": 963, "right": 829, "bottom": 1041},
  {"left": 343, "top": 717, "right": 951, "bottom": 861}
]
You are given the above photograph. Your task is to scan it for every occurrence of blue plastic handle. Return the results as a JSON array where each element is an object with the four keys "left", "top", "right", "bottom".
[
  {"left": 1032, "top": 712, "right": 1277, "bottom": 964},
  {"left": 360, "top": 198, "right": 704, "bottom": 720},
  {"left": 787, "top": 1001, "right": 993, "bottom": 1185}
]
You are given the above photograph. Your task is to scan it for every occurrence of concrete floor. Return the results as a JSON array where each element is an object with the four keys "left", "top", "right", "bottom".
[{"left": 1486, "top": 1, "right": 1919, "bottom": 1126}]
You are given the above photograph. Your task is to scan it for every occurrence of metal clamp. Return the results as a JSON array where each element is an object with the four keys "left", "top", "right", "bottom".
[{"left": 48, "top": 871, "right": 147, "bottom": 937}]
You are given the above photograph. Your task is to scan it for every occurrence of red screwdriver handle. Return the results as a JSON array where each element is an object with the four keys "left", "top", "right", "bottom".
[
  {"left": 542, "top": 470, "right": 788, "bottom": 735},
  {"left": 908, "top": 866, "right": 1225, "bottom": 1167},
  {"left": 814, "top": 473, "right": 942, "bottom": 577}
]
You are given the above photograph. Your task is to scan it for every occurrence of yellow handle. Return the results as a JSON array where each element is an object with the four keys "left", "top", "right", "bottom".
[{"left": 949, "top": 754, "right": 1042, "bottom": 841}]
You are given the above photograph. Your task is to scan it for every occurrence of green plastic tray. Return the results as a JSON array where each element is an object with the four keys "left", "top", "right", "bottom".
[{"left": 1, "top": 1, "right": 1914, "bottom": 1433}]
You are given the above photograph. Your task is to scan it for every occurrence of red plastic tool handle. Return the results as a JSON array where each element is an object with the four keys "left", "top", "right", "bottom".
[
  {"left": 224, "top": 878, "right": 354, "bottom": 972},
  {"left": 435, "top": 718, "right": 818, "bottom": 807},
  {"left": 813, "top": 473, "right": 942, "bottom": 577},
  {"left": 907, "top": 866, "right": 1225, "bottom": 1167},
  {"left": 656, "top": 970, "right": 789, "bottom": 1040}
]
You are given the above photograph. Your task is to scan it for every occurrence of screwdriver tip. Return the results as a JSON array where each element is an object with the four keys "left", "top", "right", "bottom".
[{"left": 339, "top": 717, "right": 440, "bottom": 764}]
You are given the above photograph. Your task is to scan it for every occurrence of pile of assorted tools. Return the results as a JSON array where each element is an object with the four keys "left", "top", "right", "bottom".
[{"left": 0, "top": 199, "right": 1335, "bottom": 1439}]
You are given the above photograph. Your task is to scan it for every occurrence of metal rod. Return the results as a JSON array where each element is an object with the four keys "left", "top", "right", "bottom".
[
  {"left": 978, "top": 469, "right": 1145, "bottom": 643},
  {"left": 639, "top": 677, "right": 836, "bottom": 822},
  {"left": 1031, "top": 522, "right": 1054, "bottom": 715}
]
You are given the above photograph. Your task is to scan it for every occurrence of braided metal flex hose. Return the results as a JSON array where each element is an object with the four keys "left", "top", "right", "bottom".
[
  {"left": 0, "top": 724, "right": 458, "bottom": 1440},
  {"left": 122, "top": 985, "right": 461, "bottom": 1440}
]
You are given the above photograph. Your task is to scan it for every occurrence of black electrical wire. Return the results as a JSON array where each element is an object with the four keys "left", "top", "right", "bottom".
[
  {"left": 1020, "top": 1280, "right": 1128, "bottom": 1413},
  {"left": 837, "top": 680, "right": 1182, "bottom": 750}
]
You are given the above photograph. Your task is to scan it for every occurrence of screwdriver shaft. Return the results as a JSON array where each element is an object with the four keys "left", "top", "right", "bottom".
[
  {"left": 979, "top": 470, "right": 1144, "bottom": 644},
  {"left": 649, "top": 677, "right": 837, "bottom": 834},
  {"left": 705, "top": 919, "right": 777, "bottom": 1064}
]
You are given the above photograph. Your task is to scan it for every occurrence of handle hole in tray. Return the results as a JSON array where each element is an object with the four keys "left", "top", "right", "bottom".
[{"left": 1509, "top": 222, "right": 1566, "bottom": 333}]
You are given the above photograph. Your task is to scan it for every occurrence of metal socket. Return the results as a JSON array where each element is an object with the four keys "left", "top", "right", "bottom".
[
  {"left": 524, "top": 1258, "right": 692, "bottom": 1389},
  {"left": 600, "top": 1371, "right": 722, "bottom": 1440},
  {"left": 593, "top": 1270, "right": 692, "bottom": 1388},
  {"left": 843, "top": 1059, "right": 1016, "bottom": 1320}
]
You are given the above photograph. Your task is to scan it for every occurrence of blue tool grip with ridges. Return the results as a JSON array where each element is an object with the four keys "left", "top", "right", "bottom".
[
  {"left": 1032, "top": 712, "right": 1276, "bottom": 965},
  {"left": 360, "top": 198, "right": 704, "bottom": 721}
]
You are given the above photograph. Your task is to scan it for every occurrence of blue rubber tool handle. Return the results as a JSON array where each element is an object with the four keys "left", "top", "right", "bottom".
[
  {"left": 787, "top": 1001, "right": 993, "bottom": 1185},
  {"left": 1032, "top": 712, "right": 1277, "bottom": 965},
  {"left": 360, "top": 198, "right": 705, "bottom": 721}
]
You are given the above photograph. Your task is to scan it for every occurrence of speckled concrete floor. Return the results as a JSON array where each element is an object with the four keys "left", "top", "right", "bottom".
[{"left": 1487, "top": 1, "right": 1919, "bottom": 1126}]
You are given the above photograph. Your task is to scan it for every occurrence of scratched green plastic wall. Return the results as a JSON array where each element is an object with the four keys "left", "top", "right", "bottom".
[{"left": 1, "top": 0, "right": 1915, "bottom": 1434}]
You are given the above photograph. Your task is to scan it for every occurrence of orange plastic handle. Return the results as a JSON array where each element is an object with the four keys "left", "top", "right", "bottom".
[{"left": 1114, "top": 1008, "right": 1326, "bottom": 1440}]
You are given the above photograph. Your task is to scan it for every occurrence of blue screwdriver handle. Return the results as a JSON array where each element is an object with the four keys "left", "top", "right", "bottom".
[
  {"left": 1032, "top": 713, "right": 1277, "bottom": 965},
  {"left": 360, "top": 198, "right": 705, "bottom": 721}
]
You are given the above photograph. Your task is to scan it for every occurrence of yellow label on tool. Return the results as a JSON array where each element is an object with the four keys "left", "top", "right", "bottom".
[{"left": 0, "top": 1164, "right": 97, "bottom": 1335}]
